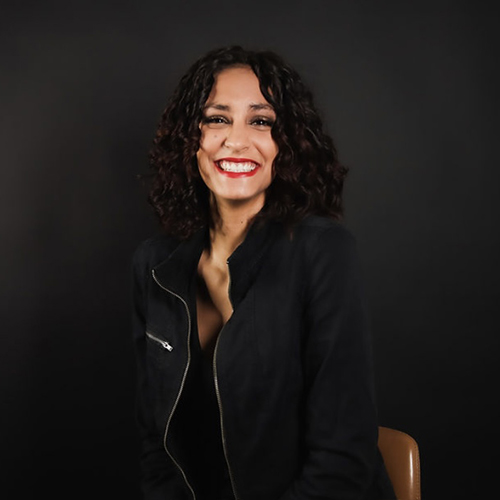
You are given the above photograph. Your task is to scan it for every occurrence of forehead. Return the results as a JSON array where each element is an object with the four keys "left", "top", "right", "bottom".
[{"left": 205, "top": 66, "right": 271, "bottom": 108}]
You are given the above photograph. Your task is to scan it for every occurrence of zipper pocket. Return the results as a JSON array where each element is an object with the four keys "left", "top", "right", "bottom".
[
  {"left": 146, "top": 331, "right": 174, "bottom": 351},
  {"left": 151, "top": 269, "right": 196, "bottom": 500}
]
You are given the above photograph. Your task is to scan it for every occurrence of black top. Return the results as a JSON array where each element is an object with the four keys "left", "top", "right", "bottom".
[{"left": 173, "top": 327, "right": 235, "bottom": 500}]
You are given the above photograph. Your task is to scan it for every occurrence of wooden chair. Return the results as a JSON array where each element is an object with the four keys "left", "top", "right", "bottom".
[{"left": 378, "top": 426, "right": 421, "bottom": 500}]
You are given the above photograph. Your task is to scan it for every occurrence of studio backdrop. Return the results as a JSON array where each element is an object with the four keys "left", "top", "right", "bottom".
[{"left": 1, "top": 1, "right": 498, "bottom": 499}]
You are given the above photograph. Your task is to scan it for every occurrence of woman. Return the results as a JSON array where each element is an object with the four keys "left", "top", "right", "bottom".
[{"left": 132, "top": 45, "right": 396, "bottom": 500}]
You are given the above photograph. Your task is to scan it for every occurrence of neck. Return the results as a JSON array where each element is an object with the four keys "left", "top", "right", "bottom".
[{"left": 208, "top": 196, "right": 263, "bottom": 261}]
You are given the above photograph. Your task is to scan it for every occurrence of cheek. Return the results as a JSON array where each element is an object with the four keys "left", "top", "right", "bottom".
[
  {"left": 198, "top": 131, "right": 219, "bottom": 153},
  {"left": 268, "top": 144, "right": 279, "bottom": 165},
  {"left": 196, "top": 149, "right": 213, "bottom": 181},
  {"left": 262, "top": 135, "right": 278, "bottom": 159}
]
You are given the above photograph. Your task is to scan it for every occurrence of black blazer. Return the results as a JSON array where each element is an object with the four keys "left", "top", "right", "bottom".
[{"left": 132, "top": 215, "right": 396, "bottom": 500}]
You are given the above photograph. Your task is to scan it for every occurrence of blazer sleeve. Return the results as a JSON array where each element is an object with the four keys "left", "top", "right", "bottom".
[
  {"left": 279, "top": 225, "right": 380, "bottom": 500},
  {"left": 131, "top": 241, "right": 191, "bottom": 500}
]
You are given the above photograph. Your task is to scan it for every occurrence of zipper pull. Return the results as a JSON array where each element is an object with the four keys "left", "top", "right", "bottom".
[
  {"left": 160, "top": 340, "right": 174, "bottom": 351},
  {"left": 146, "top": 331, "right": 174, "bottom": 352}
]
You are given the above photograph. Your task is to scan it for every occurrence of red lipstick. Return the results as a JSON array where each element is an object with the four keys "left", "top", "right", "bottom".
[{"left": 215, "top": 158, "right": 261, "bottom": 178}]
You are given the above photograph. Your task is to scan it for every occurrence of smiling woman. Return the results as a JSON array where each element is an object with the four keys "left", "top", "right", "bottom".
[
  {"left": 196, "top": 66, "right": 278, "bottom": 212},
  {"left": 132, "top": 45, "right": 396, "bottom": 500}
]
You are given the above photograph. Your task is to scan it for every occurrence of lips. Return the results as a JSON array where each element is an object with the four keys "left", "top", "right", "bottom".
[{"left": 215, "top": 158, "right": 260, "bottom": 178}]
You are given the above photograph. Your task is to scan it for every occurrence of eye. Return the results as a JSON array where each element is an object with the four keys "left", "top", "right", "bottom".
[
  {"left": 201, "top": 115, "right": 228, "bottom": 127},
  {"left": 250, "top": 116, "right": 275, "bottom": 128}
]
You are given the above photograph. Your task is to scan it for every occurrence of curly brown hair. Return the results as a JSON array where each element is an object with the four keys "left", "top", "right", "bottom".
[{"left": 148, "top": 45, "right": 348, "bottom": 239}]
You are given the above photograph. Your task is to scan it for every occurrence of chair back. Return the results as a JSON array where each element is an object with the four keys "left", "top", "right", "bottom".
[{"left": 378, "top": 426, "right": 421, "bottom": 500}]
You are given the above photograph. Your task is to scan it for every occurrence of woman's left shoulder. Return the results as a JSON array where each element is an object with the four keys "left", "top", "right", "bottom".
[
  {"left": 292, "top": 217, "right": 363, "bottom": 293},
  {"left": 293, "top": 215, "right": 358, "bottom": 252}
]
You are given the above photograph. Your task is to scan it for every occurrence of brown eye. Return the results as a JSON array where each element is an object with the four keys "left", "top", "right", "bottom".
[
  {"left": 251, "top": 117, "right": 274, "bottom": 127},
  {"left": 202, "top": 115, "right": 228, "bottom": 126}
]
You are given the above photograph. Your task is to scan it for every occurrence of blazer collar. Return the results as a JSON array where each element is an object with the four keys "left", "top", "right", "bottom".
[{"left": 152, "top": 220, "right": 278, "bottom": 309}]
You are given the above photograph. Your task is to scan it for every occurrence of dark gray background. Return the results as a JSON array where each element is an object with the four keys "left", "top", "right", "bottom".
[{"left": 1, "top": 1, "right": 498, "bottom": 498}]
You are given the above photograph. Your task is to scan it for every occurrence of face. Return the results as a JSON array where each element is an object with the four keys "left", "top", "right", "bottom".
[{"left": 196, "top": 66, "right": 278, "bottom": 213}]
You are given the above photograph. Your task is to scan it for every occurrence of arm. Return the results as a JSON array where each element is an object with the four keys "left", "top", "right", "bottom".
[
  {"left": 280, "top": 225, "right": 380, "bottom": 500},
  {"left": 131, "top": 242, "right": 191, "bottom": 500}
]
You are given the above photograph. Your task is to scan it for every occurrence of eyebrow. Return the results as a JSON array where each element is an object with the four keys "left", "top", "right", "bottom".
[
  {"left": 204, "top": 103, "right": 275, "bottom": 112},
  {"left": 250, "top": 103, "right": 274, "bottom": 111}
]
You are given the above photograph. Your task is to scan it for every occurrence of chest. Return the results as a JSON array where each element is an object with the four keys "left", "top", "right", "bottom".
[
  {"left": 196, "top": 255, "right": 233, "bottom": 354},
  {"left": 147, "top": 234, "right": 308, "bottom": 374}
]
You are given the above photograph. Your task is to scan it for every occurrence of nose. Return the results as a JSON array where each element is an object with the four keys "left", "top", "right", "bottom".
[{"left": 223, "top": 121, "right": 249, "bottom": 152}]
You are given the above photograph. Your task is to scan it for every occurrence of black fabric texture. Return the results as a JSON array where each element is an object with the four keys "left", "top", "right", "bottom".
[{"left": 132, "top": 216, "right": 396, "bottom": 500}]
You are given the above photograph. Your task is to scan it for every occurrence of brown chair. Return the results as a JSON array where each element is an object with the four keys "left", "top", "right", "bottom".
[{"left": 378, "top": 426, "right": 421, "bottom": 500}]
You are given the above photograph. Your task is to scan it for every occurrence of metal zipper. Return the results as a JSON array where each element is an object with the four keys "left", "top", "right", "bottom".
[
  {"left": 212, "top": 260, "right": 239, "bottom": 500},
  {"left": 151, "top": 269, "right": 196, "bottom": 500},
  {"left": 145, "top": 331, "right": 173, "bottom": 351}
]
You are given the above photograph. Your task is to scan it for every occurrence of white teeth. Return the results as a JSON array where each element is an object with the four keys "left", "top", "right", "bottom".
[{"left": 218, "top": 160, "right": 258, "bottom": 172}]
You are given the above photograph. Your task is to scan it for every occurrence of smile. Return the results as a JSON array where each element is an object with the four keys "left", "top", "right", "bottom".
[{"left": 215, "top": 158, "right": 260, "bottom": 177}]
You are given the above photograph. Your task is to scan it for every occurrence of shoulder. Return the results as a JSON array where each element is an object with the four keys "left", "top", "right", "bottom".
[
  {"left": 291, "top": 217, "right": 364, "bottom": 301},
  {"left": 293, "top": 215, "right": 357, "bottom": 255},
  {"left": 132, "top": 232, "right": 181, "bottom": 271},
  {"left": 287, "top": 216, "right": 362, "bottom": 290}
]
